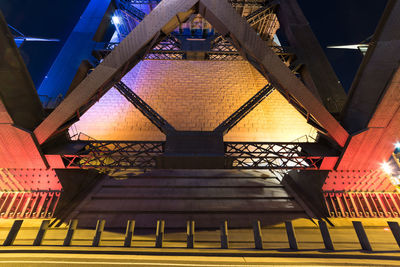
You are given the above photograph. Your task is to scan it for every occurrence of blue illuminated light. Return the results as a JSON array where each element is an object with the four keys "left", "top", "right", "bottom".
[{"left": 112, "top": 16, "right": 121, "bottom": 25}]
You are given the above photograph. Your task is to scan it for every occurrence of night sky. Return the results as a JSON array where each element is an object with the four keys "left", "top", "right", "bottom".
[{"left": 0, "top": 0, "right": 388, "bottom": 92}]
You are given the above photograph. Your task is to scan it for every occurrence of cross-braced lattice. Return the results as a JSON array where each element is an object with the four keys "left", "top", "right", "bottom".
[
  {"left": 225, "top": 142, "right": 325, "bottom": 169},
  {"left": 61, "top": 141, "right": 165, "bottom": 169}
]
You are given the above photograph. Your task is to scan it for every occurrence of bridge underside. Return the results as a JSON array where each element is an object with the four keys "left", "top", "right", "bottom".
[{"left": 1, "top": 0, "right": 400, "bottom": 231}]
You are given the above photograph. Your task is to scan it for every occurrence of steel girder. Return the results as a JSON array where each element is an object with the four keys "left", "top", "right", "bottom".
[
  {"left": 214, "top": 84, "right": 275, "bottom": 135},
  {"left": 97, "top": 38, "right": 293, "bottom": 62},
  {"left": 56, "top": 141, "right": 338, "bottom": 170},
  {"left": 276, "top": 0, "right": 347, "bottom": 114},
  {"left": 114, "top": 81, "right": 175, "bottom": 134},
  {"left": 338, "top": 0, "right": 400, "bottom": 170}
]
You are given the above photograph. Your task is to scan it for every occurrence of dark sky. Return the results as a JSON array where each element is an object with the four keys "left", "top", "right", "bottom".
[{"left": 0, "top": 0, "right": 388, "bottom": 92}]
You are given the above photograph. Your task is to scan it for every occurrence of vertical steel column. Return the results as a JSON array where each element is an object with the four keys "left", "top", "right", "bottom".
[
  {"left": 352, "top": 221, "right": 372, "bottom": 251},
  {"left": 38, "top": 0, "right": 112, "bottom": 99},
  {"left": 220, "top": 220, "right": 229, "bottom": 249},
  {"left": 318, "top": 220, "right": 334, "bottom": 251},
  {"left": 155, "top": 220, "right": 165, "bottom": 248},
  {"left": 187, "top": 220, "right": 195, "bottom": 248},
  {"left": 92, "top": 219, "right": 105, "bottom": 247},
  {"left": 285, "top": 221, "right": 298, "bottom": 250},
  {"left": 253, "top": 220, "right": 264, "bottom": 250},
  {"left": 388, "top": 221, "right": 400, "bottom": 248},
  {"left": 124, "top": 220, "right": 135, "bottom": 247},
  {"left": 63, "top": 219, "right": 78, "bottom": 246},
  {"left": 33, "top": 220, "right": 50, "bottom": 246}
]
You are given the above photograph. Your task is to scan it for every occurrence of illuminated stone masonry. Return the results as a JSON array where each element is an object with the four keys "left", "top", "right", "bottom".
[{"left": 70, "top": 60, "right": 317, "bottom": 142}]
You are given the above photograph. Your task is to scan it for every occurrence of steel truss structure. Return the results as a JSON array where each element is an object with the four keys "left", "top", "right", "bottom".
[
  {"left": 101, "top": 0, "right": 283, "bottom": 62},
  {"left": 61, "top": 141, "right": 165, "bottom": 169},
  {"left": 225, "top": 142, "right": 327, "bottom": 169},
  {"left": 244, "top": 2, "right": 279, "bottom": 41},
  {"left": 59, "top": 141, "right": 332, "bottom": 170}
]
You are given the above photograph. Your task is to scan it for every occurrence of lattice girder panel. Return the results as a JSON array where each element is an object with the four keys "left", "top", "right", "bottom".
[
  {"left": 145, "top": 51, "right": 185, "bottom": 60},
  {"left": 225, "top": 142, "right": 327, "bottom": 170},
  {"left": 57, "top": 141, "right": 337, "bottom": 170},
  {"left": 152, "top": 35, "right": 182, "bottom": 51},
  {"left": 61, "top": 141, "right": 165, "bottom": 169}
]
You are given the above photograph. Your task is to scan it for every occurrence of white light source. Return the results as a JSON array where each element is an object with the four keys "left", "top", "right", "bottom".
[
  {"left": 112, "top": 16, "right": 121, "bottom": 25},
  {"left": 381, "top": 162, "right": 393, "bottom": 175},
  {"left": 395, "top": 142, "right": 400, "bottom": 149}
]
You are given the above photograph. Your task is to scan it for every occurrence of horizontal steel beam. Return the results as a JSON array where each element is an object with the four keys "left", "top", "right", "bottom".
[{"left": 50, "top": 140, "right": 339, "bottom": 170}]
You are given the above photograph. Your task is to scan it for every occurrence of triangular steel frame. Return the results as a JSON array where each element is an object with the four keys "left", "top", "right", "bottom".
[{"left": 34, "top": 0, "right": 349, "bottom": 147}]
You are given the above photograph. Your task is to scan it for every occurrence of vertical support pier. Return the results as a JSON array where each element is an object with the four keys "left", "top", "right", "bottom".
[
  {"left": 63, "top": 219, "right": 78, "bottom": 246},
  {"left": 352, "top": 221, "right": 372, "bottom": 251},
  {"left": 187, "top": 220, "right": 195, "bottom": 248},
  {"left": 220, "top": 220, "right": 229, "bottom": 249},
  {"left": 253, "top": 220, "right": 264, "bottom": 250},
  {"left": 33, "top": 220, "right": 50, "bottom": 246},
  {"left": 285, "top": 221, "right": 298, "bottom": 250},
  {"left": 155, "top": 220, "right": 165, "bottom": 248},
  {"left": 92, "top": 219, "right": 105, "bottom": 247},
  {"left": 388, "top": 221, "right": 400, "bottom": 248},
  {"left": 318, "top": 220, "right": 334, "bottom": 251},
  {"left": 124, "top": 220, "right": 135, "bottom": 247}
]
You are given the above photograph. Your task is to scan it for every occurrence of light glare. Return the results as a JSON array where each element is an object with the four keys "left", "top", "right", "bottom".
[
  {"left": 395, "top": 142, "right": 400, "bottom": 149},
  {"left": 112, "top": 16, "right": 121, "bottom": 25},
  {"left": 381, "top": 162, "right": 393, "bottom": 175}
]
